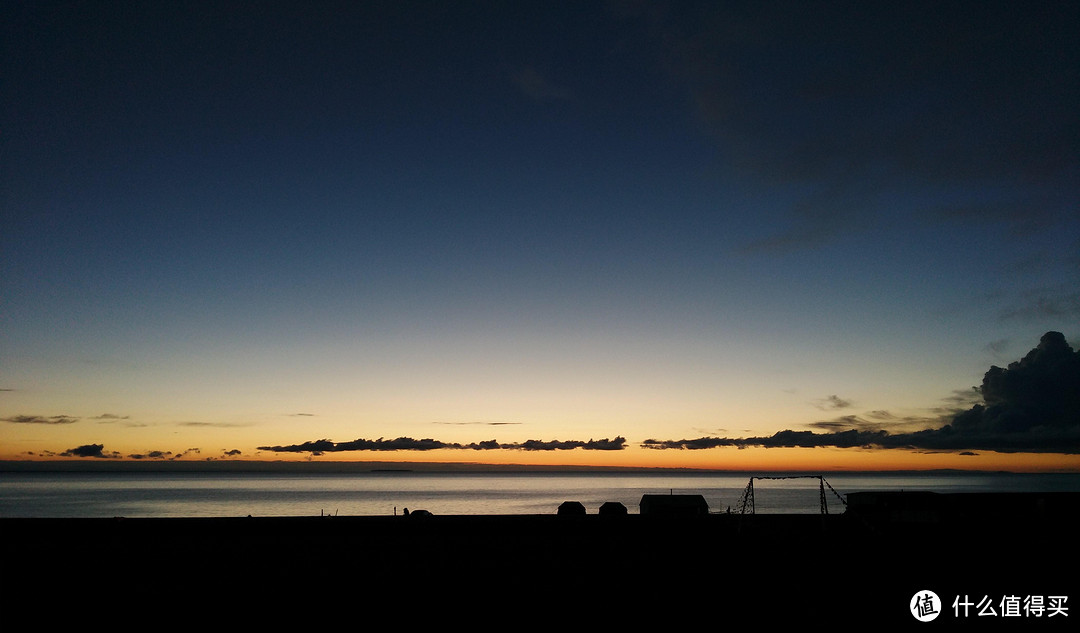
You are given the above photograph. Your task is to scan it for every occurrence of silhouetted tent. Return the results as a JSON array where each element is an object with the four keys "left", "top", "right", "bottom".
[
  {"left": 557, "top": 501, "right": 587, "bottom": 516},
  {"left": 598, "top": 501, "right": 628, "bottom": 516},
  {"left": 639, "top": 494, "right": 709, "bottom": 516},
  {"left": 407, "top": 509, "right": 433, "bottom": 518}
]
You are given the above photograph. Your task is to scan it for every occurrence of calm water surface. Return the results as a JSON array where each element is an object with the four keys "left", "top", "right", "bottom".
[{"left": 2, "top": 471, "right": 1078, "bottom": 518}]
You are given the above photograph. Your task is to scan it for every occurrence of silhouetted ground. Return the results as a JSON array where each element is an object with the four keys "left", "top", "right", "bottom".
[{"left": 4, "top": 493, "right": 1078, "bottom": 626}]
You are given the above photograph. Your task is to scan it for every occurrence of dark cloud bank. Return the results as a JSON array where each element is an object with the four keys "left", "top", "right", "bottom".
[
  {"left": 645, "top": 332, "right": 1080, "bottom": 454},
  {"left": 258, "top": 437, "right": 627, "bottom": 456},
  {"left": 43, "top": 446, "right": 206, "bottom": 460}
]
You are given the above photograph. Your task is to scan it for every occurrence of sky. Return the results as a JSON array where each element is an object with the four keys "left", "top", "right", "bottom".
[{"left": 2, "top": 1, "right": 1078, "bottom": 472}]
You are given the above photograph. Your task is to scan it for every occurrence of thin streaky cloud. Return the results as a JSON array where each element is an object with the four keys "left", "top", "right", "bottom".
[
  {"left": 3, "top": 414, "right": 79, "bottom": 425},
  {"left": 434, "top": 421, "right": 523, "bottom": 426},
  {"left": 813, "top": 395, "right": 852, "bottom": 411}
]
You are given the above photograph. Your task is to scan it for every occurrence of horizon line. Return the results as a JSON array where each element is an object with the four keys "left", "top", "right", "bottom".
[{"left": 3, "top": 458, "right": 1077, "bottom": 476}]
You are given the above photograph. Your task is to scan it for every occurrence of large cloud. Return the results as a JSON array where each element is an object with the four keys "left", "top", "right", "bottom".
[
  {"left": 645, "top": 332, "right": 1080, "bottom": 454},
  {"left": 947, "top": 331, "right": 1080, "bottom": 447}
]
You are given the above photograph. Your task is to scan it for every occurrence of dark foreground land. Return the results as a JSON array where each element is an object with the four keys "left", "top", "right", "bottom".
[{"left": 4, "top": 492, "right": 1078, "bottom": 626}]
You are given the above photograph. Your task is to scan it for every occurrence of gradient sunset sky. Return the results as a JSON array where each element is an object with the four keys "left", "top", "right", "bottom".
[{"left": 3, "top": 2, "right": 1078, "bottom": 472}]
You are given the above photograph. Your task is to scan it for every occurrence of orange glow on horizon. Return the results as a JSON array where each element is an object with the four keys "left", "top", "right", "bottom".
[{"left": 9, "top": 445, "right": 1077, "bottom": 473}]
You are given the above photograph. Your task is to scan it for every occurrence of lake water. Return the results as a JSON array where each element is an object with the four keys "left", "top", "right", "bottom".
[{"left": 2, "top": 470, "right": 1078, "bottom": 518}]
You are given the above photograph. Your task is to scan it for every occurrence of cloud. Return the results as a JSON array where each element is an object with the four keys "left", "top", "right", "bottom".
[
  {"left": 808, "top": 417, "right": 860, "bottom": 431},
  {"left": 3, "top": 414, "right": 79, "bottom": 425},
  {"left": 865, "top": 410, "right": 896, "bottom": 420},
  {"left": 951, "top": 331, "right": 1079, "bottom": 438},
  {"left": 941, "top": 388, "right": 983, "bottom": 408},
  {"left": 126, "top": 448, "right": 209, "bottom": 460},
  {"left": 258, "top": 436, "right": 627, "bottom": 455},
  {"left": 61, "top": 444, "right": 120, "bottom": 458},
  {"left": 644, "top": 332, "right": 1080, "bottom": 454},
  {"left": 814, "top": 395, "right": 852, "bottom": 410},
  {"left": 435, "top": 421, "right": 523, "bottom": 426},
  {"left": 514, "top": 437, "right": 627, "bottom": 451},
  {"left": 93, "top": 413, "right": 130, "bottom": 421},
  {"left": 642, "top": 428, "right": 945, "bottom": 451},
  {"left": 641, "top": 437, "right": 739, "bottom": 451},
  {"left": 5, "top": 412, "right": 143, "bottom": 427},
  {"left": 809, "top": 411, "right": 948, "bottom": 435},
  {"left": 129, "top": 450, "right": 173, "bottom": 460}
]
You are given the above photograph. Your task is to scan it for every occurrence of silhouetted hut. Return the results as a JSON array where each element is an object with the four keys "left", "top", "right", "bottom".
[
  {"left": 639, "top": 494, "right": 708, "bottom": 516},
  {"left": 598, "top": 501, "right": 628, "bottom": 516},
  {"left": 557, "top": 501, "right": 587, "bottom": 516}
]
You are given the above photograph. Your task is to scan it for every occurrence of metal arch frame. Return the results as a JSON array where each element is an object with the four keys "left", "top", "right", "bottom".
[{"left": 735, "top": 475, "right": 848, "bottom": 515}]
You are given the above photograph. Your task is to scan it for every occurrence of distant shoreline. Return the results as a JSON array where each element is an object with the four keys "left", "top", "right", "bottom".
[{"left": 0, "top": 458, "right": 1065, "bottom": 475}]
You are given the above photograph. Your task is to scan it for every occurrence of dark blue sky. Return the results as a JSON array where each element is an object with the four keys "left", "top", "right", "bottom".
[{"left": 2, "top": 1, "right": 1078, "bottom": 467}]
